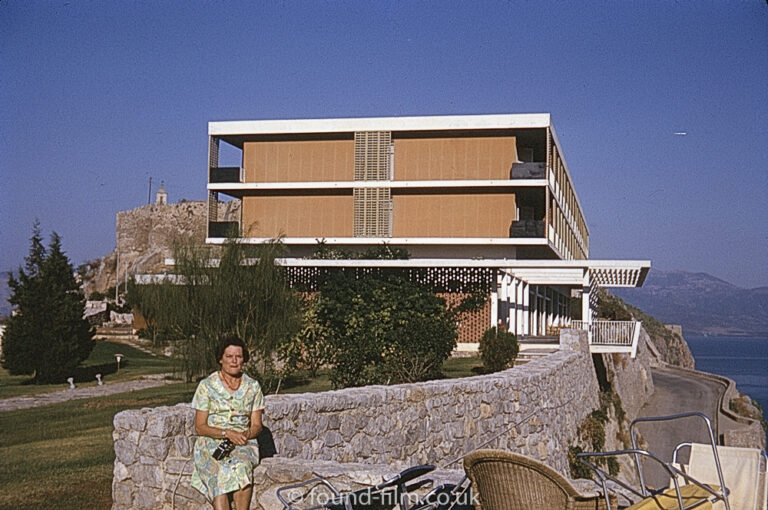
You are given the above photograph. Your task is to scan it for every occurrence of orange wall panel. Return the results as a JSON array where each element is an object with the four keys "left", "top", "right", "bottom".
[
  {"left": 242, "top": 195, "right": 353, "bottom": 237},
  {"left": 394, "top": 136, "right": 518, "bottom": 180},
  {"left": 243, "top": 140, "right": 354, "bottom": 182},
  {"left": 393, "top": 193, "right": 516, "bottom": 237}
]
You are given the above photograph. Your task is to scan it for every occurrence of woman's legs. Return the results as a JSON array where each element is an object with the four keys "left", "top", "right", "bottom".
[
  {"left": 232, "top": 485, "right": 253, "bottom": 510},
  {"left": 212, "top": 493, "right": 231, "bottom": 510},
  {"left": 210, "top": 485, "right": 252, "bottom": 510}
]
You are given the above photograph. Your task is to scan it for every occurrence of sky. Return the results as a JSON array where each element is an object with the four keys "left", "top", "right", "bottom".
[{"left": 1, "top": 1, "right": 767, "bottom": 289}]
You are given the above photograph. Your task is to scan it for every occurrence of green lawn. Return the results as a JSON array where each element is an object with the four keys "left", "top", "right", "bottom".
[
  {"left": 0, "top": 383, "right": 197, "bottom": 510},
  {"left": 0, "top": 340, "right": 180, "bottom": 399},
  {"left": 0, "top": 348, "right": 481, "bottom": 510},
  {"left": 441, "top": 355, "right": 485, "bottom": 379}
]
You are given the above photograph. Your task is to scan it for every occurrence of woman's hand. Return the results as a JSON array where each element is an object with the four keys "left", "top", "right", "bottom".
[{"left": 225, "top": 429, "right": 249, "bottom": 446}]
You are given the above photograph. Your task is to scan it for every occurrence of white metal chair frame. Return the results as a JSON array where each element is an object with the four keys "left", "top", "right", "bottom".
[{"left": 576, "top": 412, "right": 731, "bottom": 510}]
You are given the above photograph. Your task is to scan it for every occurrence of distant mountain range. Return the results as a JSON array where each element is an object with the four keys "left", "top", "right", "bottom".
[{"left": 614, "top": 269, "right": 768, "bottom": 337}]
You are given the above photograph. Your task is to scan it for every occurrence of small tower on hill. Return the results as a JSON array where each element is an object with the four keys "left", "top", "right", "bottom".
[{"left": 155, "top": 181, "right": 168, "bottom": 205}]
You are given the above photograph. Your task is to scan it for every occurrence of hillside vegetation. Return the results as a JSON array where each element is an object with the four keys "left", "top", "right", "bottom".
[{"left": 598, "top": 288, "right": 695, "bottom": 368}]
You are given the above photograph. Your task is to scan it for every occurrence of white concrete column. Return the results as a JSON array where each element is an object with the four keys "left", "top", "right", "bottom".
[
  {"left": 528, "top": 285, "right": 539, "bottom": 335},
  {"left": 507, "top": 278, "right": 515, "bottom": 331},
  {"left": 582, "top": 271, "right": 592, "bottom": 325},
  {"left": 521, "top": 281, "right": 529, "bottom": 336},
  {"left": 546, "top": 288, "right": 554, "bottom": 332},
  {"left": 510, "top": 278, "right": 519, "bottom": 334},
  {"left": 490, "top": 290, "right": 499, "bottom": 329}
]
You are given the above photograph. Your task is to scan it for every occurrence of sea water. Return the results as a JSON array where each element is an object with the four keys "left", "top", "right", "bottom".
[{"left": 686, "top": 335, "right": 768, "bottom": 445}]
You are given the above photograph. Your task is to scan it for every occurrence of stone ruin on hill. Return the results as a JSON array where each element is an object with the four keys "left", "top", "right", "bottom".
[{"left": 80, "top": 198, "right": 240, "bottom": 297}]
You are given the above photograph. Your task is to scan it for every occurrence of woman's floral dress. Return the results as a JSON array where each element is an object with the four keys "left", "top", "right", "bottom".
[{"left": 190, "top": 372, "right": 265, "bottom": 500}]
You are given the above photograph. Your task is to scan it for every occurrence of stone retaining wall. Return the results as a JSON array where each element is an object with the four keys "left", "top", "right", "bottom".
[
  {"left": 600, "top": 326, "right": 655, "bottom": 421},
  {"left": 112, "top": 329, "right": 604, "bottom": 509}
]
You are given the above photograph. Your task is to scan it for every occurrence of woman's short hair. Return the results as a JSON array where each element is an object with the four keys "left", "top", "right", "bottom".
[{"left": 216, "top": 335, "right": 250, "bottom": 364}]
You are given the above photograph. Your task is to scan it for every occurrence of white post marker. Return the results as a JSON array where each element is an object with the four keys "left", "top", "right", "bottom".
[
  {"left": 96, "top": 373, "right": 103, "bottom": 386},
  {"left": 67, "top": 377, "right": 75, "bottom": 390}
]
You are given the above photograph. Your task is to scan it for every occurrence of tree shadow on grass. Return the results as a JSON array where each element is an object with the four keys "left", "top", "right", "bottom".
[
  {"left": 72, "top": 361, "right": 121, "bottom": 382},
  {"left": 15, "top": 361, "right": 122, "bottom": 385}
]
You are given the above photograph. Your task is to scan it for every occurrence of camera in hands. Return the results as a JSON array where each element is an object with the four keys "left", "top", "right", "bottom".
[{"left": 212, "top": 439, "right": 235, "bottom": 460}]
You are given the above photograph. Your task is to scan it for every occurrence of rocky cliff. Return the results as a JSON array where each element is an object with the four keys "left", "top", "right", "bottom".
[{"left": 80, "top": 200, "right": 240, "bottom": 297}]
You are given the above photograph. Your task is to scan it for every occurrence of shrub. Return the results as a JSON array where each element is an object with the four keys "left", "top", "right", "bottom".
[
  {"left": 568, "top": 446, "right": 593, "bottom": 479},
  {"left": 316, "top": 270, "right": 457, "bottom": 388},
  {"left": 478, "top": 326, "right": 519, "bottom": 373},
  {"left": 569, "top": 391, "right": 623, "bottom": 479},
  {"left": 597, "top": 289, "right": 632, "bottom": 321},
  {"left": 280, "top": 295, "right": 331, "bottom": 377},
  {"left": 88, "top": 291, "right": 106, "bottom": 301}
]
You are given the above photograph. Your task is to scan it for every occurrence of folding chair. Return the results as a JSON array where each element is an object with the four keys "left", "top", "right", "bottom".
[
  {"left": 673, "top": 443, "right": 767, "bottom": 510},
  {"left": 577, "top": 412, "right": 731, "bottom": 510}
]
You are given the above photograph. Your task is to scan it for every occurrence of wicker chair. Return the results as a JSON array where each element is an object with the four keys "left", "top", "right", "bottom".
[{"left": 463, "top": 449, "right": 611, "bottom": 510}]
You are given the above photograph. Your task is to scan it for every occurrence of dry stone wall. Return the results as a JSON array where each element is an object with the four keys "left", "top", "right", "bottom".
[{"left": 112, "top": 329, "right": 607, "bottom": 510}]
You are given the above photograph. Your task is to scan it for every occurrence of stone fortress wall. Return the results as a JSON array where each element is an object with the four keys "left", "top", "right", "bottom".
[
  {"left": 112, "top": 329, "right": 657, "bottom": 510},
  {"left": 82, "top": 199, "right": 240, "bottom": 297}
]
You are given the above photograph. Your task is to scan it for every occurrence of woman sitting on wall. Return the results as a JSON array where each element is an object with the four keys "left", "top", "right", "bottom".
[{"left": 190, "top": 336, "right": 265, "bottom": 510}]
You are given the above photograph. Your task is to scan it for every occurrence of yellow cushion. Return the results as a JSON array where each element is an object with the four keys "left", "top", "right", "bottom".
[{"left": 627, "top": 484, "right": 720, "bottom": 510}]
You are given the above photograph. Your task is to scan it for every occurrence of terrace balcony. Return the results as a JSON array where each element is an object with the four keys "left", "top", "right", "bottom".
[
  {"left": 207, "top": 221, "right": 239, "bottom": 238},
  {"left": 572, "top": 320, "right": 642, "bottom": 358},
  {"left": 509, "top": 219, "right": 545, "bottom": 238},
  {"left": 209, "top": 166, "right": 243, "bottom": 184},
  {"left": 509, "top": 161, "right": 546, "bottom": 179}
]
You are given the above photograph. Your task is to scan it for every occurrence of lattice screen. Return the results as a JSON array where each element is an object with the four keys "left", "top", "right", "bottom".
[
  {"left": 354, "top": 131, "right": 391, "bottom": 180},
  {"left": 353, "top": 131, "right": 392, "bottom": 237},
  {"left": 208, "top": 191, "right": 219, "bottom": 222},
  {"left": 207, "top": 137, "right": 220, "bottom": 223},
  {"left": 588, "top": 280, "right": 598, "bottom": 323},
  {"left": 353, "top": 188, "right": 392, "bottom": 237},
  {"left": 283, "top": 266, "right": 496, "bottom": 294}
]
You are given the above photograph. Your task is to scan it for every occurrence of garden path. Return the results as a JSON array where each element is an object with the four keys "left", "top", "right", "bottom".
[{"left": 0, "top": 372, "right": 176, "bottom": 412}]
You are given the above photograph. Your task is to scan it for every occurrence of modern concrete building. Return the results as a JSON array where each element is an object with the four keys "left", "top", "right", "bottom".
[{"left": 204, "top": 113, "right": 649, "bottom": 350}]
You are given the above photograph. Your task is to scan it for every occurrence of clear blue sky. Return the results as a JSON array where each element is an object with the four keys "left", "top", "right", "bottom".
[{"left": 1, "top": 1, "right": 766, "bottom": 288}]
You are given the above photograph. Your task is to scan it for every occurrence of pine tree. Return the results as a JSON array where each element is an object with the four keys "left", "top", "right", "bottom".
[{"left": 2, "top": 222, "right": 93, "bottom": 383}]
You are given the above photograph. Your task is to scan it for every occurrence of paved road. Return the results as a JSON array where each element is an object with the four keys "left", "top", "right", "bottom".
[
  {"left": 636, "top": 366, "right": 726, "bottom": 488},
  {"left": 0, "top": 373, "right": 177, "bottom": 412}
]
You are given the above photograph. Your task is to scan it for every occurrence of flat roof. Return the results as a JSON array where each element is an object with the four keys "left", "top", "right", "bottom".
[{"left": 209, "top": 113, "right": 552, "bottom": 136}]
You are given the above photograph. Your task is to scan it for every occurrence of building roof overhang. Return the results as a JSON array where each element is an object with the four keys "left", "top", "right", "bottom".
[
  {"left": 209, "top": 113, "right": 553, "bottom": 137},
  {"left": 142, "top": 257, "right": 648, "bottom": 288}
]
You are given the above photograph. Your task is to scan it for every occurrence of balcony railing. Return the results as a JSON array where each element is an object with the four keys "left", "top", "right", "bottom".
[
  {"left": 572, "top": 320, "right": 642, "bottom": 358},
  {"left": 209, "top": 167, "right": 243, "bottom": 183}
]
